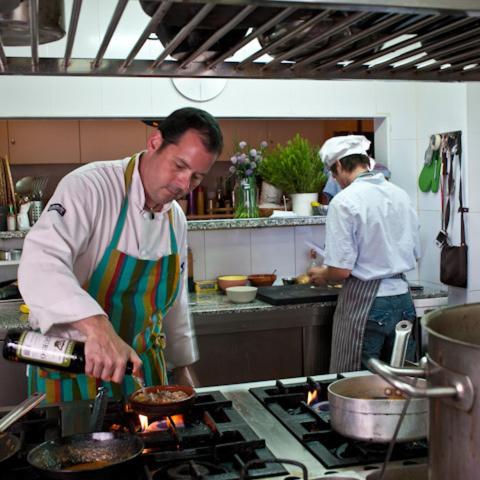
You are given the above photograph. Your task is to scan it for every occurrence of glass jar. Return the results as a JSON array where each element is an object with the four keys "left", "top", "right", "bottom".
[{"left": 234, "top": 176, "right": 259, "bottom": 218}]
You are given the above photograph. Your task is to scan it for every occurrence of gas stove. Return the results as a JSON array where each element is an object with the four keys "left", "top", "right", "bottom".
[{"left": 1, "top": 372, "right": 428, "bottom": 480}]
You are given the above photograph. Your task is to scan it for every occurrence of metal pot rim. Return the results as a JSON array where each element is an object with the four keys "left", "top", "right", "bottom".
[{"left": 422, "top": 303, "right": 480, "bottom": 350}]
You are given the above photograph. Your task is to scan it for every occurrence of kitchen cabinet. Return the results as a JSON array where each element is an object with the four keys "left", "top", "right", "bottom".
[
  {"left": 79, "top": 120, "right": 147, "bottom": 163},
  {"left": 191, "top": 304, "right": 334, "bottom": 386},
  {"left": 218, "top": 119, "right": 269, "bottom": 161},
  {"left": 0, "top": 121, "right": 8, "bottom": 160},
  {"left": 267, "top": 119, "right": 325, "bottom": 149},
  {"left": 8, "top": 120, "right": 81, "bottom": 164}
]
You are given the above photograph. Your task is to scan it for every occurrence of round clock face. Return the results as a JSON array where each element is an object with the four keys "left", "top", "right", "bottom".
[{"left": 171, "top": 78, "right": 228, "bottom": 102}]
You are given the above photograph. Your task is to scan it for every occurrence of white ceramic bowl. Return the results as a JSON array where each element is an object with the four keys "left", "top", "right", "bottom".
[{"left": 226, "top": 286, "right": 258, "bottom": 304}]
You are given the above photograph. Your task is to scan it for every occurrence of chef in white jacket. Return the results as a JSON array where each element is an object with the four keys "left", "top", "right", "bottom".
[
  {"left": 308, "top": 135, "right": 420, "bottom": 373},
  {"left": 18, "top": 108, "right": 223, "bottom": 402}
]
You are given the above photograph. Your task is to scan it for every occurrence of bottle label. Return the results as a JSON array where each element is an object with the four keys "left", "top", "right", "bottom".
[{"left": 17, "top": 332, "right": 75, "bottom": 367}]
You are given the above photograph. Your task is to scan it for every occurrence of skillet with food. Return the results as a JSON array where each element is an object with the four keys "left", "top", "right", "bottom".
[
  {"left": 27, "top": 431, "right": 144, "bottom": 480},
  {"left": 129, "top": 384, "right": 196, "bottom": 417}
]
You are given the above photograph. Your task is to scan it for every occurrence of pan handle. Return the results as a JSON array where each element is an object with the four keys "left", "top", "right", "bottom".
[
  {"left": 389, "top": 320, "right": 412, "bottom": 368},
  {"left": 0, "top": 392, "right": 46, "bottom": 432},
  {"left": 369, "top": 357, "right": 475, "bottom": 412}
]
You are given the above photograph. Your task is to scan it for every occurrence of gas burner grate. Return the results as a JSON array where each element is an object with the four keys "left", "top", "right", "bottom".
[{"left": 250, "top": 378, "right": 428, "bottom": 469}]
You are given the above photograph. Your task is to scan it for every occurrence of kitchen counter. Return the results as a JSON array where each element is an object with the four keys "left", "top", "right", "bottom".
[
  {"left": 189, "top": 283, "right": 447, "bottom": 315},
  {"left": 0, "top": 284, "right": 447, "bottom": 337},
  {"left": 187, "top": 215, "right": 327, "bottom": 231}
]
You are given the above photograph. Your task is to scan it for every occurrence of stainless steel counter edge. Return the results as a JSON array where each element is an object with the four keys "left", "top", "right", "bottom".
[{"left": 197, "top": 373, "right": 429, "bottom": 479}]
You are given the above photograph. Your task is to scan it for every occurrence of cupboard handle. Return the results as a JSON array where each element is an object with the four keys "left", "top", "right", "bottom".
[{"left": 10, "top": 139, "right": 15, "bottom": 145}]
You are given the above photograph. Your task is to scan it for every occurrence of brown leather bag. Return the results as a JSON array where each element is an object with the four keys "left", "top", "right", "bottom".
[{"left": 439, "top": 132, "right": 468, "bottom": 288}]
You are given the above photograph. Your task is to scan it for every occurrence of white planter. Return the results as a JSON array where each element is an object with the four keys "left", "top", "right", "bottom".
[{"left": 290, "top": 193, "right": 318, "bottom": 216}]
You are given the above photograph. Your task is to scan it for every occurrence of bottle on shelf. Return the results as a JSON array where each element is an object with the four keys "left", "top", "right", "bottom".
[
  {"left": 3, "top": 330, "right": 133, "bottom": 375},
  {"left": 215, "top": 176, "right": 225, "bottom": 209},
  {"left": 195, "top": 186, "right": 205, "bottom": 215},
  {"left": 187, "top": 247, "right": 195, "bottom": 293},
  {"left": 186, "top": 192, "right": 196, "bottom": 215},
  {"left": 7, "top": 204, "right": 16, "bottom": 231}
]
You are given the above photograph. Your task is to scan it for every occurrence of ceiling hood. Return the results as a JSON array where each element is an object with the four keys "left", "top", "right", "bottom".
[{"left": 0, "top": 0, "right": 480, "bottom": 81}]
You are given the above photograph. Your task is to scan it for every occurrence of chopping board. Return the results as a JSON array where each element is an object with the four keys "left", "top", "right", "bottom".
[{"left": 256, "top": 284, "right": 341, "bottom": 305}]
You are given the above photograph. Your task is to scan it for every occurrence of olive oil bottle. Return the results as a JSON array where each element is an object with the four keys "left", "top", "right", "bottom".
[{"left": 3, "top": 329, "right": 133, "bottom": 374}]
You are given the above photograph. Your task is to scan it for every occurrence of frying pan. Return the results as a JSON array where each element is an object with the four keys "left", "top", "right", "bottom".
[
  {"left": 27, "top": 431, "right": 144, "bottom": 480},
  {"left": 0, "top": 392, "right": 46, "bottom": 465},
  {"left": 129, "top": 385, "right": 196, "bottom": 417}
]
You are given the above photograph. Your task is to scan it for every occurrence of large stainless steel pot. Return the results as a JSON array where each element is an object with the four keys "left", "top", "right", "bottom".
[
  {"left": 0, "top": 0, "right": 65, "bottom": 46},
  {"left": 328, "top": 321, "right": 428, "bottom": 442},
  {"left": 370, "top": 303, "right": 480, "bottom": 480}
]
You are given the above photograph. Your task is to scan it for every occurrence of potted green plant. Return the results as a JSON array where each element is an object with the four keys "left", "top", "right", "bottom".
[{"left": 258, "top": 134, "right": 327, "bottom": 216}]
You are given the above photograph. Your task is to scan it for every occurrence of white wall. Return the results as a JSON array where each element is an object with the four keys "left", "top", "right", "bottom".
[
  {"left": 0, "top": 0, "right": 473, "bottom": 290},
  {"left": 0, "top": 75, "right": 468, "bottom": 287}
]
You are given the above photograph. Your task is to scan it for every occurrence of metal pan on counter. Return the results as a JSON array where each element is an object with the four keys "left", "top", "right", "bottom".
[
  {"left": 327, "top": 320, "right": 428, "bottom": 443},
  {"left": 129, "top": 384, "right": 196, "bottom": 417}
]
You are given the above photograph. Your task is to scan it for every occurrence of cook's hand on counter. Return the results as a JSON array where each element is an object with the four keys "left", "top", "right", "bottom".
[
  {"left": 73, "top": 314, "right": 143, "bottom": 384},
  {"left": 308, "top": 265, "right": 329, "bottom": 286}
]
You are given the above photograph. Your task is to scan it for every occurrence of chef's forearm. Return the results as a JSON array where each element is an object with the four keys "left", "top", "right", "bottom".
[
  {"left": 324, "top": 266, "right": 351, "bottom": 282},
  {"left": 72, "top": 314, "right": 110, "bottom": 337}
]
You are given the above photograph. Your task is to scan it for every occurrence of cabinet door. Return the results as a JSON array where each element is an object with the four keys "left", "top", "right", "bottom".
[
  {"left": 9, "top": 120, "right": 81, "bottom": 164},
  {"left": 218, "top": 119, "right": 269, "bottom": 162},
  {"left": 80, "top": 120, "right": 147, "bottom": 163},
  {"left": 0, "top": 121, "right": 8, "bottom": 160},
  {"left": 267, "top": 119, "right": 325, "bottom": 150}
]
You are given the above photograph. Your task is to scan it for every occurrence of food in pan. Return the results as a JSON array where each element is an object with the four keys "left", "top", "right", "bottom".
[
  {"left": 133, "top": 389, "right": 190, "bottom": 405},
  {"left": 64, "top": 460, "right": 113, "bottom": 471}
]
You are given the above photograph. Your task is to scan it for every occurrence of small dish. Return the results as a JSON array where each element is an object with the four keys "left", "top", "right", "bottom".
[
  {"left": 217, "top": 275, "right": 248, "bottom": 291},
  {"left": 226, "top": 286, "right": 258, "bottom": 303},
  {"left": 248, "top": 274, "right": 277, "bottom": 287}
]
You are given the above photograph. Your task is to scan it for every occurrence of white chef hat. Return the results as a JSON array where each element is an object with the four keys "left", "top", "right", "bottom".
[{"left": 320, "top": 135, "right": 371, "bottom": 169}]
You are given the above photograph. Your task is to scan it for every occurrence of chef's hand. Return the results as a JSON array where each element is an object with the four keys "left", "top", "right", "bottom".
[
  {"left": 73, "top": 314, "right": 143, "bottom": 384},
  {"left": 172, "top": 365, "right": 197, "bottom": 387},
  {"left": 308, "top": 265, "right": 329, "bottom": 286}
]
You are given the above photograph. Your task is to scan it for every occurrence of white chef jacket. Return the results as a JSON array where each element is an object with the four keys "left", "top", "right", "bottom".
[
  {"left": 18, "top": 153, "right": 198, "bottom": 368},
  {"left": 324, "top": 173, "right": 421, "bottom": 296}
]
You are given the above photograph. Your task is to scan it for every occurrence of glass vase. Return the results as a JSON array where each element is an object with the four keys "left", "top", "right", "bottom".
[{"left": 234, "top": 176, "right": 259, "bottom": 219}]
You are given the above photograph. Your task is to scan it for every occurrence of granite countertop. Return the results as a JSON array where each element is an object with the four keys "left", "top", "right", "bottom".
[
  {"left": 187, "top": 216, "right": 326, "bottom": 231},
  {"left": 0, "top": 217, "right": 327, "bottom": 240},
  {"left": 190, "top": 283, "right": 447, "bottom": 315},
  {"left": 0, "top": 284, "right": 448, "bottom": 335}
]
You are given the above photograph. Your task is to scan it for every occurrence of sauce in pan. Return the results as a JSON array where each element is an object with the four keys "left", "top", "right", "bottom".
[{"left": 64, "top": 460, "right": 112, "bottom": 471}]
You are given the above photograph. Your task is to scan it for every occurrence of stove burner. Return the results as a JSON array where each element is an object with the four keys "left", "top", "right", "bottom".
[
  {"left": 250, "top": 377, "right": 428, "bottom": 469},
  {"left": 153, "top": 461, "right": 228, "bottom": 480}
]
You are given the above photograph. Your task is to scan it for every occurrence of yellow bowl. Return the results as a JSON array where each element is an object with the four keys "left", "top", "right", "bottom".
[{"left": 217, "top": 275, "right": 248, "bottom": 292}]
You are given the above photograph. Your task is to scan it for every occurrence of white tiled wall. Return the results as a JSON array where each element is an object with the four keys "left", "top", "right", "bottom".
[
  {"left": 2, "top": 1, "right": 478, "bottom": 298},
  {"left": 188, "top": 225, "right": 326, "bottom": 283}
]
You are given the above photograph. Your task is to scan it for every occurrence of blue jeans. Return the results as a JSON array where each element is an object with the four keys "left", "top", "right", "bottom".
[{"left": 361, "top": 293, "right": 416, "bottom": 370}]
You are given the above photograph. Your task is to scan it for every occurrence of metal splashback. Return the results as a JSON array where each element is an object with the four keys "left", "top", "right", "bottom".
[{"left": 1, "top": 0, "right": 480, "bottom": 80}]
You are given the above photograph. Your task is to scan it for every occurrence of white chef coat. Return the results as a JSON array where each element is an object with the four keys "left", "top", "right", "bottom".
[
  {"left": 324, "top": 173, "right": 421, "bottom": 296},
  {"left": 18, "top": 153, "right": 198, "bottom": 368}
]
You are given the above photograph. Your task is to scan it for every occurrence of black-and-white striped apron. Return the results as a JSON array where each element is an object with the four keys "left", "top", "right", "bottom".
[{"left": 329, "top": 273, "right": 407, "bottom": 373}]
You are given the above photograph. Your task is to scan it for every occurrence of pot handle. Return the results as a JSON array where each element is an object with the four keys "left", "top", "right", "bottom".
[{"left": 369, "top": 357, "right": 475, "bottom": 411}]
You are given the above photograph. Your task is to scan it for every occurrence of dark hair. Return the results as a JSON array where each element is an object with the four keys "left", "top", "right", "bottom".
[
  {"left": 158, "top": 107, "right": 223, "bottom": 156},
  {"left": 330, "top": 153, "right": 370, "bottom": 175}
]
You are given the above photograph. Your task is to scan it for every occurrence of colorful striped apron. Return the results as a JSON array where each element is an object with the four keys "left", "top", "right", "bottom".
[{"left": 29, "top": 157, "right": 181, "bottom": 402}]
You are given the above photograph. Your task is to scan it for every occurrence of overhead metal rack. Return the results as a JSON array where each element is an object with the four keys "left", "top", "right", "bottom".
[{"left": 0, "top": 0, "right": 480, "bottom": 80}]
